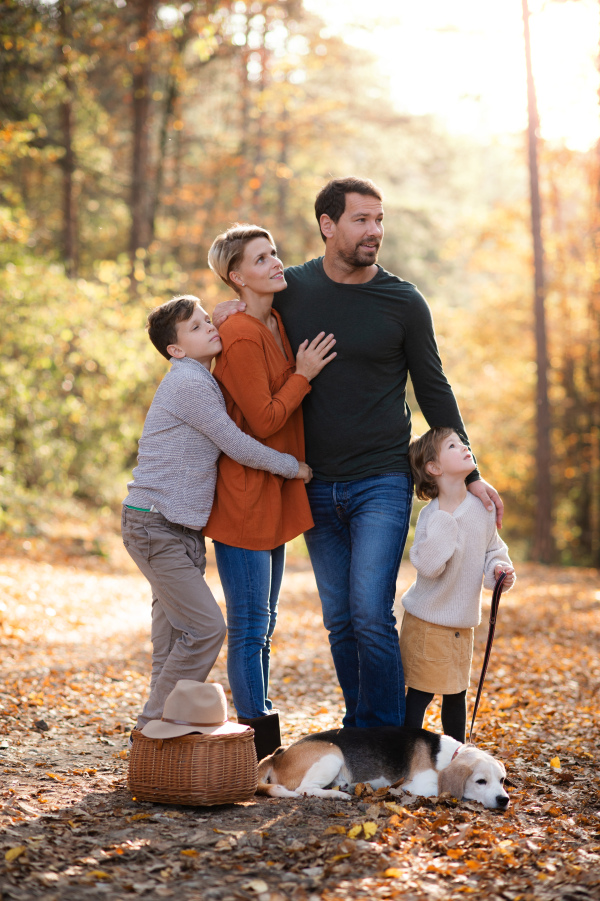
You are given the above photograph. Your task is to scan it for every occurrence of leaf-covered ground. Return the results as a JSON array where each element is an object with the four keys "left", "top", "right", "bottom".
[{"left": 1, "top": 512, "right": 600, "bottom": 901}]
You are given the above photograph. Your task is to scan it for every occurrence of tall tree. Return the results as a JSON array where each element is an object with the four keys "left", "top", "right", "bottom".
[
  {"left": 58, "top": 0, "right": 78, "bottom": 277},
  {"left": 129, "top": 0, "right": 155, "bottom": 263},
  {"left": 522, "top": 0, "right": 554, "bottom": 563}
]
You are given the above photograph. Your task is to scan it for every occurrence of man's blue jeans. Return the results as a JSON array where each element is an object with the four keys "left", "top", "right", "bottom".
[
  {"left": 213, "top": 541, "right": 286, "bottom": 719},
  {"left": 304, "top": 473, "right": 413, "bottom": 728}
]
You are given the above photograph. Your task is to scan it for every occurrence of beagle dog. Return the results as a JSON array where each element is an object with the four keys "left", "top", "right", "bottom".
[{"left": 257, "top": 726, "right": 509, "bottom": 810}]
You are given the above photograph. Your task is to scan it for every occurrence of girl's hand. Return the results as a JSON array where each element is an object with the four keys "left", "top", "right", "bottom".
[
  {"left": 495, "top": 563, "right": 516, "bottom": 589},
  {"left": 296, "top": 462, "right": 313, "bottom": 483},
  {"left": 295, "top": 332, "right": 337, "bottom": 382}
]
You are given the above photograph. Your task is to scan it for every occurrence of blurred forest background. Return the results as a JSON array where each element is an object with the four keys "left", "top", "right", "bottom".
[{"left": 1, "top": 0, "right": 599, "bottom": 566}]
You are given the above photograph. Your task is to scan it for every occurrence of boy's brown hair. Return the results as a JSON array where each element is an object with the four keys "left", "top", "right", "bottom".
[
  {"left": 408, "top": 427, "right": 456, "bottom": 500},
  {"left": 146, "top": 295, "right": 200, "bottom": 361}
]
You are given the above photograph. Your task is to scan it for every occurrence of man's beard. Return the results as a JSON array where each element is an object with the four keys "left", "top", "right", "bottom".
[{"left": 339, "top": 243, "right": 380, "bottom": 268}]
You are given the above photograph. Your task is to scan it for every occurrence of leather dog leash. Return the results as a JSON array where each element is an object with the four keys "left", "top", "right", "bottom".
[{"left": 469, "top": 570, "right": 508, "bottom": 743}]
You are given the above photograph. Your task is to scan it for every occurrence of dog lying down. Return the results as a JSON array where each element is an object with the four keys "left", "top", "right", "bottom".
[{"left": 257, "top": 727, "right": 509, "bottom": 810}]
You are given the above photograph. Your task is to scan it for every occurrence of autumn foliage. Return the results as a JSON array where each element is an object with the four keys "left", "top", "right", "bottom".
[{"left": 1, "top": 515, "right": 599, "bottom": 898}]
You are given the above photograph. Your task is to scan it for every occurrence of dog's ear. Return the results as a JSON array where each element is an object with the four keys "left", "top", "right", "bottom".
[{"left": 438, "top": 760, "right": 472, "bottom": 800}]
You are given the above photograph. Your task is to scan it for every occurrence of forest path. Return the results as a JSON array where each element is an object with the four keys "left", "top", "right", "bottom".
[{"left": 1, "top": 521, "right": 599, "bottom": 901}]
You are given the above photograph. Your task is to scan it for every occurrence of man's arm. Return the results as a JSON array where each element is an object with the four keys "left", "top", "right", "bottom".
[{"left": 404, "top": 288, "right": 503, "bottom": 528}]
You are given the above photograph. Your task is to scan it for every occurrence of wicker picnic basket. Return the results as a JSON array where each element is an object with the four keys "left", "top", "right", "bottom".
[{"left": 127, "top": 727, "right": 258, "bottom": 806}]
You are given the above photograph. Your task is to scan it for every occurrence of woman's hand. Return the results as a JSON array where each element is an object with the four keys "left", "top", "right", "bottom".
[
  {"left": 296, "top": 462, "right": 313, "bottom": 483},
  {"left": 494, "top": 563, "right": 516, "bottom": 589},
  {"left": 295, "top": 332, "right": 337, "bottom": 382}
]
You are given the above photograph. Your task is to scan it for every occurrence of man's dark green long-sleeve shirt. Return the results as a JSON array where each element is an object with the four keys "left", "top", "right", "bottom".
[{"left": 274, "top": 257, "right": 476, "bottom": 483}]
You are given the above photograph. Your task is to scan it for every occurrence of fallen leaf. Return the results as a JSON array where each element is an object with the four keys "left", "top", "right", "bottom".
[
  {"left": 362, "top": 822, "right": 378, "bottom": 840},
  {"left": 242, "top": 879, "right": 269, "bottom": 893},
  {"left": 5, "top": 846, "right": 27, "bottom": 863}
]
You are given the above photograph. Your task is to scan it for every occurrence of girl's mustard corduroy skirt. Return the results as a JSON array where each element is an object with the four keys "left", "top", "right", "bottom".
[{"left": 400, "top": 610, "right": 474, "bottom": 695}]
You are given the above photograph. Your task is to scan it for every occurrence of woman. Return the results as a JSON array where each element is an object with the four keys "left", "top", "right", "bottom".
[{"left": 205, "top": 224, "right": 336, "bottom": 759}]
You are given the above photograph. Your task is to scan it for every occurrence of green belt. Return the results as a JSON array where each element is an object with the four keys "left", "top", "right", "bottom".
[{"left": 125, "top": 504, "right": 157, "bottom": 512}]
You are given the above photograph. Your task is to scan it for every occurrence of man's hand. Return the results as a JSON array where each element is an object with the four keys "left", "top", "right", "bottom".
[
  {"left": 494, "top": 562, "right": 516, "bottom": 589},
  {"left": 212, "top": 299, "right": 246, "bottom": 330},
  {"left": 296, "top": 462, "right": 313, "bottom": 483},
  {"left": 467, "top": 479, "right": 504, "bottom": 528}
]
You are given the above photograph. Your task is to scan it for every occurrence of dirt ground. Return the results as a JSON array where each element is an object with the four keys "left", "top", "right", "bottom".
[{"left": 1, "top": 514, "right": 600, "bottom": 900}]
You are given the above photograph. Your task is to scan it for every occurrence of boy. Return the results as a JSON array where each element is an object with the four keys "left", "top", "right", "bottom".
[
  {"left": 400, "top": 427, "right": 516, "bottom": 742},
  {"left": 122, "top": 295, "right": 310, "bottom": 737}
]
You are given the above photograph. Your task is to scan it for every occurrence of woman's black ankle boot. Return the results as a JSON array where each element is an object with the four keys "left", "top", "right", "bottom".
[{"left": 237, "top": 712, "right": 282, "bottom": 761}]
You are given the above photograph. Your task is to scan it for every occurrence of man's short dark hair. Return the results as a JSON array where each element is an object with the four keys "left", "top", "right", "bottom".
[
  {"left": 146, "top": 295, "right": 199, "bottom": 360},
  {"left": 314, "top": 177, "right": 383, "bottom": 243}
]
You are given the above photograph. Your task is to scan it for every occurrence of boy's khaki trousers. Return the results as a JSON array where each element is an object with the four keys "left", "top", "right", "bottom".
[{"left": 121, "top": 507, "right": 226, "bottom": 730}]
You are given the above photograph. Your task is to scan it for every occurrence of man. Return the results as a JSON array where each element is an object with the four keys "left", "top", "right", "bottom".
[{"left": 213, "top": 176, "right": 502, "bottom": 729}]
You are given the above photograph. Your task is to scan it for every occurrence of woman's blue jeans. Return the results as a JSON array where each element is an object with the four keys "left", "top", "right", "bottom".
[
  {"left": 213, "top": 541, "right": 286, "bottom": 719},
  {"left": 304, "top": 473, "right": 413, "bottom": 728}
]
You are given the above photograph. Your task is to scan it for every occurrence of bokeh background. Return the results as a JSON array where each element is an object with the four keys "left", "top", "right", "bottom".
[{"left": 2, "top": 0, "right": 599, "bottom": 565}]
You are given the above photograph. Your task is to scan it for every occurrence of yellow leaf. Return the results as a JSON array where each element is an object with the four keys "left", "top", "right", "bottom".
[
  {"left": 323, "top": 825, "right": 346, "bottom": 835},
  {"left": 347, "top": 825, "right": 362, "bottom": 839},
  {"left": 549, "top": 756, "right": 561, "bottom": 770},
  {"left": 384, "top": 868, "right": 404, "bottom": 878},
  {"left": 88, "top": 870, "right": 111, "bottom": 880},
  {"left": 180, "top": 849, "right": 198, "bottom": 857},
  {"left": 128, "top": 813, "right": 152, "bottom": 821},
  {"left": 362, "top": 822, "right": 378, "bottom": 839},
  {"left": 330, "top": 853, "right": 352, "bottom": 862},
  {"left": 385, "top": 802, "right": 405, "bottom": 815},
  {"left": 5, "top": 846, "right": 26, "bottom": 862},
  {"left": 46, "top": 772, "right": 66, "bottom": 782},
  {"left": 447, "top": 848, "right": 465, "bottom": 859}
]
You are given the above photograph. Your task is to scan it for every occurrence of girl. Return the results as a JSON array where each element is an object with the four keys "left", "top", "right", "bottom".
[
  {"left": 400, "top": 427, "right": 516, "bottom": 742},
  {"left": 205, "top": 224, "right": 336, "bottom": 759}
]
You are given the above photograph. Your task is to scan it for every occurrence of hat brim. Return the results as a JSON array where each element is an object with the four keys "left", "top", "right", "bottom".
[{"left": 140, "top": 720, "right": 250, "bottom": 740}]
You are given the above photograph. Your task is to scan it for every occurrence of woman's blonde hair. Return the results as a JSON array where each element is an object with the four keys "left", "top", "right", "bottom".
[
  {"left": 208, "top": 224, "right": 275, "bottom": 293},
  {"left": 408, "top": 427, "right": 457, "bottom": 500}
]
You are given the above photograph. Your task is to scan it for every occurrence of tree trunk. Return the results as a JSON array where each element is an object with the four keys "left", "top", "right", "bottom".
[
  {"left": 129, "top": 0, "right": 154, "bottom": 264},
  {"left": 59, "top": 0, "right": 77, "bottom": 277},
  {"left": 586, "top": 8, "right": 600, "bottom": 565},
  {"left": 522, "top": 0, "right": 554, "bottom": 563}
]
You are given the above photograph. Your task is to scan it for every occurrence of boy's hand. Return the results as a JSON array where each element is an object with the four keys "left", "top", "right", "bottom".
[
  {"left": 212, "top": 299, "right": 246, "bottom": 330},
  {"left": 296, "top": 462, "right": 313, "bottom": 483},
  {"left": 494, "top": 563, "right": 516, "bottom": 589},
  {"left": 468, "top": 478, "right": 504, "bottom": 528}
]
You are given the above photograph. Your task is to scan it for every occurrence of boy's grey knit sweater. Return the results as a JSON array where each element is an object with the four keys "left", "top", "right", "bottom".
[
  {"left": 124, "top": 357, "right": 299, "bottom": 530},
  {"left": 401, "top": 493, "right": 511, "bottom": 628}
]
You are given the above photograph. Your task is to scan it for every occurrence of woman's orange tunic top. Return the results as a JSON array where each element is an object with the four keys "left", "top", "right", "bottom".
[{"left": 204, "top": 310, "right": 314, "bottom": 550}]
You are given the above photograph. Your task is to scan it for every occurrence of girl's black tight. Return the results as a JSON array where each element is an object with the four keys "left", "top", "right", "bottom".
[{"left": 404, "top": 687, "right": 467, "bottom": 743}]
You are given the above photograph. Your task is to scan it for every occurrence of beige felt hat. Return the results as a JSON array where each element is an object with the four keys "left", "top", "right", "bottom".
[{"left": 140, "top": 681, "right": 249, "bottom": 739}]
